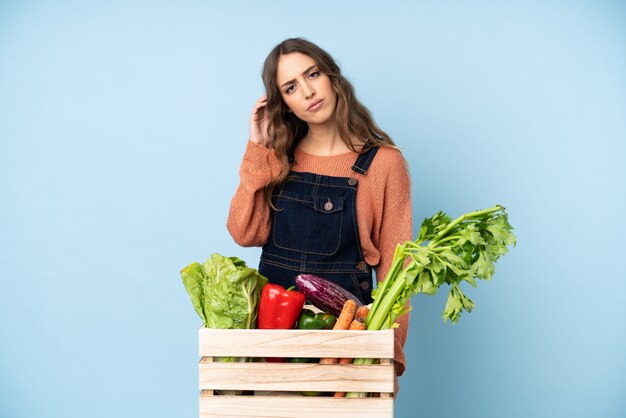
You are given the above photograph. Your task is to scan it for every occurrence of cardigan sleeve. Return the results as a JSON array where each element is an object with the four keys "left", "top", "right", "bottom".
[
  {"left": 226, "top": 140, "right": 283, "bottom": 247},
  {"left": 373, "top": 152, "right": 413, "bottom": 376}
]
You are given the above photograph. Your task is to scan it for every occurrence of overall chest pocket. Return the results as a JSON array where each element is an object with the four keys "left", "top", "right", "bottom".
[{"left": 272, "top": 191, "right": 345, "bottom": 255}]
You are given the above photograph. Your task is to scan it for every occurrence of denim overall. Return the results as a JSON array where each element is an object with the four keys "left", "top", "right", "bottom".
[{"left": 258, "top": 146, "right": 380, "bottom": 304}]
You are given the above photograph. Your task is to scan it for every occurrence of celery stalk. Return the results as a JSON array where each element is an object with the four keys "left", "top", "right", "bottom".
[{"left": 345, "top": 205, "right": 516, "bottom": 398}]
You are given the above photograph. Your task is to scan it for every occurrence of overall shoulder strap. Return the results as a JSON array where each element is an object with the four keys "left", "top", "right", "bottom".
[{"left": 351, "top": 146, "right": 380, "bottom": 175}]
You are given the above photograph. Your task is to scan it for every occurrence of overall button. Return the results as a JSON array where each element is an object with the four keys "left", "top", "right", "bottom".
[
  {"left": 348, "top": 178, "right": 358, "bottom": 186},
  {"left": 360, "top": 281, "right": 370, "bottom": 290},
  {"left": 324, "top": 200, "right": 334, "bottom": 211},
  {"left": 357, "top": 261, "right": 367, "bottom": 271}
]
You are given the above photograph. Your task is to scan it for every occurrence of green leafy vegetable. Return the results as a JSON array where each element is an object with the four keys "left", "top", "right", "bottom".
[
  {"left": 181, "top": 253, "right": 268, "bottom": 330},
  {"left": 181, "top": 253, "right": 268, "bottom": 394},
  {"left": 346, "top": 205, "right": 516, "bottom": 398},
  {"left": 368, "top": 204, "right": 515, "bottom": 328}
]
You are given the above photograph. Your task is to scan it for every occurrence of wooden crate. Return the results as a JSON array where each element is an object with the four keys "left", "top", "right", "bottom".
[{"left": 198, "top": 327, "right": 395, "bottom": 418}]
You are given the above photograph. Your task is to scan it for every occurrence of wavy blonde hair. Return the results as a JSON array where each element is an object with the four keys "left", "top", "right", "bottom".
[{"left": 261, "top": 37, "right": 396, "bottom": 205}]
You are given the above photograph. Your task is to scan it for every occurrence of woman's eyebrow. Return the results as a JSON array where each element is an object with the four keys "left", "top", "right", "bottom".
[{"left": 280, "top": 65, "right": 317, "bottom": 88}]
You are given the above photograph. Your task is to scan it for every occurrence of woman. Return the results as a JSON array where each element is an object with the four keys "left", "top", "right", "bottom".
[{"left": 227, "top": 37, "right": 412, "bottom": 381}]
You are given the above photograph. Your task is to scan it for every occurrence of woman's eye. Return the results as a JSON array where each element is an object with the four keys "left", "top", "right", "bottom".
[
  {"left": 285, "top": 85, "right": 295, "bottom": 94},
  {"left": 309, "top": 71, "right": 320, "bottom": 78}
]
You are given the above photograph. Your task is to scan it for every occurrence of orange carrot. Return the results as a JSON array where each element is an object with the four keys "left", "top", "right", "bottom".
[
  {"left": 354, "top": 306, "right": 369, "bottom": 323},
  {"left": 319, "top": 299, "right": 358, "bottom": 365},
  {"left": 349, "top": 318, "right": 366, "bottom": 331},
  {"left": 333, "top": 299, "right": 358, "bottom": 330},
  {"left": 334, "top": 317, "right": 367, "bottom": 397}
]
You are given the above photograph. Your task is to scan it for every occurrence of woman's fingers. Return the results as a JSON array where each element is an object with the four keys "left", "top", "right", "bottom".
[
  {"left": 255, "top": 95, "right": 267, "bottom": 106},
  {"left": 249, "top": 95, "right": 272, "bottom": 146},
  {"left": 252, "top": 97, "right": 268, "bottom": 119}
]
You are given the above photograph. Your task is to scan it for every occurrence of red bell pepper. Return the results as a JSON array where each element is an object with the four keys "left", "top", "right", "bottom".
[
  {"left": 257, "top": 284, "right": 306, "bottom": 362},
  {"left": 258, "top": 284, "right": 306, "bottom": 329}
]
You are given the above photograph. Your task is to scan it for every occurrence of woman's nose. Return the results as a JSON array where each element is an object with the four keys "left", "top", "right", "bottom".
[{"left": 302, "top": 82, "right": 315, "bottom": 99}]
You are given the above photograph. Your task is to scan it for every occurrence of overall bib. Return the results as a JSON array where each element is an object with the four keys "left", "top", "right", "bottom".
[{"left": 258, "top": 146, "right": 380, "bottom": 305}]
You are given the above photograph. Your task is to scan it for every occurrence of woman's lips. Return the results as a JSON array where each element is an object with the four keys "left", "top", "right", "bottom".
[{"left": 307, "top": 99, "right": 324, "bottom": 111}]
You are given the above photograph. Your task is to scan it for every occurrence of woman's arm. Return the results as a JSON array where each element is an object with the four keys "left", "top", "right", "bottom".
[
  {"left": 226, "top": 140, "right": 281, "bottom": 247},
  {"left": 227, "top": 95, "right": 280, "bottom": 246}
]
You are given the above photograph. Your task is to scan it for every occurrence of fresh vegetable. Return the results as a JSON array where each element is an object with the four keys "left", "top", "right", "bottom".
[
  {"left": 295, "top": 274, "right": 363, "bottom": 317},
  {"left": 298, "top": 311, "right": 337, "bottom": 330},
  {"left": 337, "top": 309, "right": 368, "bottom": 368},
  {"left": 180, "top": 253, "right": 268, "bottom": 395},
  {"left": 340, "top": 317, "right": 367, "bottom": 361},
  {"left": 296, "top": 309, "right": 327, "bottom": 330},
  {"left": 289, "top": 309, "right": 337, "bottom": 364},
  {"left": 291, "top": 313, "right": 322, "bottom": 397},
  {"left": 353, "top": 305, "right": 369, "bottom": 324},
  {"left": 315, "top": 312, "right": 337, "bottom": 330},
  {"left": 333, "top": 299, "right": 358, "bottom": 331},
  {"left": 319, "top": 299, "right": 358, "bottom": 365},
  {"left": 180, "top": 253, "right": 267, "bottom": 331},
  {"left": 258, "top": 284, "right": 306, "bottom": 329},
  {"left": 334, "top": 314, "right": 368, "bottom": 397},
  {"left": 346, "top": 205, "right": 516, "bottom": 398},
  {"left": 258, "top": 283, "right": 306, "bottom": 363},
  {"left": 300, "top": 390, "right": 323, "bottom": 397},
  {"left": 286, "top": 357, "right": 312, "bottom": 363},
  {"left": 367, "top": 205, "right": 516, "bottom": 329},
  {"left": 347, "top": 318, "right": 366, "bottom": 331}
]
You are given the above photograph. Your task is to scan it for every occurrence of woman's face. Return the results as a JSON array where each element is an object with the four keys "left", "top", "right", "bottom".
[{"left": 275, "top": 52, "right": 337, "bottom": 126}]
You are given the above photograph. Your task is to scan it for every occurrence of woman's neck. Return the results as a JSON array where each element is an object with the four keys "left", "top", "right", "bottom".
[{"left": 297, "top": 124, "right": 355, "bottom": 156}]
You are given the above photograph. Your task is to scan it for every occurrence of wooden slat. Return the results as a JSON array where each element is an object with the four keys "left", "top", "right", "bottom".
[
  {"left": 198, "top": 328, "right": 394, "bottom": 358},
  {"left": 379, "top": 358, "right": 393, "bottom": 399},
  {"left": 199, "top": 395, "right": 393, "bottom": 418},
  {"left": 199, "top": 361, "right": 394, "bottom": 392},
  {"left": 201, "top": 357, "right": 214, "bottom": 396}
]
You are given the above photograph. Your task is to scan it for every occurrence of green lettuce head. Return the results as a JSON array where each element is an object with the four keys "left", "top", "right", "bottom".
[{"left": 181, "top": 253, "right": 268, "bottom": 330}]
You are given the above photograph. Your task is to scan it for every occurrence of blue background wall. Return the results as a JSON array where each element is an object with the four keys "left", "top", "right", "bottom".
[{"left": 1, "top": 1, "right": 624, "bottom": 417}]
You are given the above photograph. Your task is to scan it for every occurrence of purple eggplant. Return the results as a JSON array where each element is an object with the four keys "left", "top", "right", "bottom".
[{"left": 295, "top": 274, "right": 363, "bottom": 317}]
